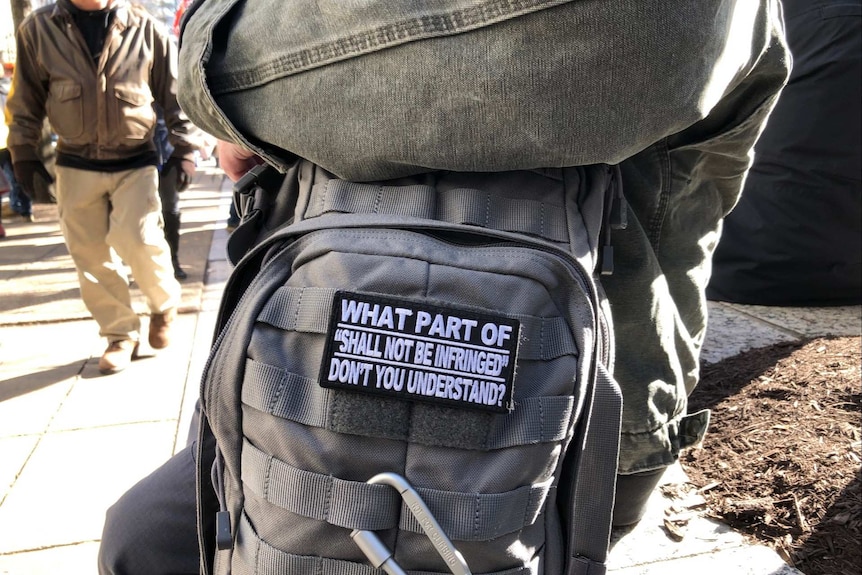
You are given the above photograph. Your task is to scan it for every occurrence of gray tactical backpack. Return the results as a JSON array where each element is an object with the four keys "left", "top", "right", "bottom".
[{"left": 197, "top": 159, "right": 624, "bottom": 575}]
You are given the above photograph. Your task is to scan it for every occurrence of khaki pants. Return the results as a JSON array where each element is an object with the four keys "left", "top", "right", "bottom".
[{"left": 55, "top": 165, "right": 180, "bottom": 342}]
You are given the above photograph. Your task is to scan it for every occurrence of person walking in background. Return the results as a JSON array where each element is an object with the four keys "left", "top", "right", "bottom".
[
  {"left": 1, "top": 60, "right": 12, "bottom": 239},
  {"left": 5, "top": 0, "right": 202, "bottom": 374},
  {"left": 0, "top": 149, "right": 32, "bottom": 223},
  {"left": 1, "top": 60, "right": 33, "bottom": 226},
  {"left": 154, "top": 107, "right": 192, "bottom": 280}
]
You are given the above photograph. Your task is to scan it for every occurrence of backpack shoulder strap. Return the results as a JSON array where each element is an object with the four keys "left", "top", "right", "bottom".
[{"left": 564, "top": 362, "right": 622, "bottom": 575}]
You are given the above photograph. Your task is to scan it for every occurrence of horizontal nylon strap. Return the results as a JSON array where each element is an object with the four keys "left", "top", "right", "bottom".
[
  {"left": 241, "top": 440, "right": 551, "bottom": 540},
  {"left": 235, "top": 512, "right": 380, "bottom": 575},
  {"left": 307, "top": 179, "right": 569, "bottom": 242},
  {"left": 257, "top": 286, "right": 577, "bottom": 361},
  {"left": 242, "top": 439, "right": 399, "bottom": 531},
  {"left": 242, "top": 358, "right": 575, "bottom": 449},
  {"left": 241, "top": 361, "right": 332, "bottom": 428},
  {"left": 236, "top": 513, "right": 533, "bottom": 575},
  {"left": 256, "top": 285, "right": 337, "bottom": 333},
  {"left": 397, "top": 480, "right": 552, "bottom": 541}
]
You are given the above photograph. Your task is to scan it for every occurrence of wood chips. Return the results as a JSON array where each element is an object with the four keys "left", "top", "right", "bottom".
[{"left": 682, "top": 336, "right": 861, "bottom": 575}]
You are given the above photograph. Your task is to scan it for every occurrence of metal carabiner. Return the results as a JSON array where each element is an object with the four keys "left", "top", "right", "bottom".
[{"left": 350, "top": 472, "right": 472, "bottom": 575}]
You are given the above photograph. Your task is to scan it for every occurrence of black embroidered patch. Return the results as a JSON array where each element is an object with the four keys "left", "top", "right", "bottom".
[{"left": 320, "top": 292, "right": 520, "bottom": 413}]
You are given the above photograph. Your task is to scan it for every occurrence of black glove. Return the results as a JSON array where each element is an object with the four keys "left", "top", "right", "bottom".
[
  {"left": 163, "top": 154, "right": 196, "bottom": 192},
  {"left": 13, "top": 160, "right": 54, "bottom": 199}
]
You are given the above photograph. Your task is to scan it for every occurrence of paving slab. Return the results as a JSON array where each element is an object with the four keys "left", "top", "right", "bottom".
[
  {"left": 0, "top": 376, "right": 75, "bottom": 439},
  {"left": 0, "top": 422, "right": 177, "bottom": 554},
  {"left": 0, "top": 436, "right": 39, "bottom": 503},
  {"left": 0, "top": 321, "right": 98, "bottom": 445},
  {"left": 701, "top": 301, "right": 862, "bottom": 364},
  {"left": 608, "top": 462, "right": 805, "bottom": 574},
  {"left": 0, "top": 165, "right": 231, "bottom": 574},
  {"left": 610, "top": 545, "right": 804, "bottom": 575},
  {"left": 701, "top": 301, "right": 799, "bottom": 364},
  {"left": 0, "top": 319, "right": 100, "bottom": 379},
  {"left": 0, "top": 543, "right": 101, "bottom": 575},
  {"left": 47, "top": 314, "right": 198, "bottom": 433},
  {"left": 723, "top": 302, "right": 862, "bottom": 338}
]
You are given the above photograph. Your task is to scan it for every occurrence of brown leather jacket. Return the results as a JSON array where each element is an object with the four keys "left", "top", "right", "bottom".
[{"left": 6, "top": 0, "right": 201, "bottom": 164}]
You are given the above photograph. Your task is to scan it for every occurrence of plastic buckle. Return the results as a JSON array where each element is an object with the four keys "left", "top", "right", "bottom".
[
  {"left": 350, "top": 473, "right": 472, "bottom": 575},
  {"left": 232, "top": 163, "right": 270, "bottom": 221}
]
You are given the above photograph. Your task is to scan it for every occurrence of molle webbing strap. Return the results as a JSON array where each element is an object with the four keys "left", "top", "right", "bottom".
[
  {"left": 242, "top": 358, "right": 575, "bottom": 450},
  {"left": 257, "top": 286, "right": 578, "bottom": 361},
  {"left": 235, "top": 513, "right": 534, "bottom": 575},
  {"left": 241, "top": 364, "right": 332, "bottom": 428},
  {"left": 242, "top": 439, "right": 398, "bottom": 531},
  {"left": 257, "top": 285, "right": 337, "bottom": 333},
  {"left": 241, "top": 441, "right": 551, "bottom": 540},
  {"left": 306, "top": 180, "right": 570, "bottom": 243}
]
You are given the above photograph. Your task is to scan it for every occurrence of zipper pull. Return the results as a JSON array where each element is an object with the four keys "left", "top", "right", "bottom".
[
  {"left": 211, "top": 447, "right": 233, "bottom": 550},
  {"left": 609, "top": 165, "right": 627, "bottom": 231},
  {"left": 601, "top": 165, "right": 627, "bottom": 276},
  {"left": 215, "top": 511, "right": 232, "bottom": 551},
  {"left": 601, "top": 244, "right": 615, "bottom": 276}
]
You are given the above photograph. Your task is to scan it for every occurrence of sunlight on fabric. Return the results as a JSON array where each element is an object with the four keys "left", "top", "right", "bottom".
[{"left": 699, "top": 1, "right": 760, "bottom": 115}]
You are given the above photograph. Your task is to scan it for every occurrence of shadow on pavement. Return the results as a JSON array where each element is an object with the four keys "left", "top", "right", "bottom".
[
  {"left": 0, "top": 359, "right": 87, "bottom": 402},
  {"left": 0, "top": 287, "right": 80, "bottom": 314}
]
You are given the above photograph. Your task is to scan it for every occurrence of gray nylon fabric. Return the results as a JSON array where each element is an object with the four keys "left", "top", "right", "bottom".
[
  {"left": 307, "top": 180, "right": 572, "bottom": 242},
  {"left": 241, "top": 359, "right": 576, "bottom": 450},
  {"left": 202, "top": 162, "right": 620, "bottom": 573},
  {"left": 566, "top": 363, "right": 623, "bottom": 565},
  {"left": 241, "top": 440, "right": 550, "bottom": 540},
  {"left": 235, "top": 513, "right": 535, "bottom": 575}
]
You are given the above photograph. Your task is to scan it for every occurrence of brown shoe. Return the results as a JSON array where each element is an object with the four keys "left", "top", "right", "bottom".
[
  {"left": 148, "top": 308, "right": 177, "bottom": 349},
  {"left": 99, "top": 339, "right": 139, "bottom": 374}
]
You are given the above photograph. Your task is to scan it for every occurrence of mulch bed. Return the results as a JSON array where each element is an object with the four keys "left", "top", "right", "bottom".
[{"left": 681, "top": 335, "right": 861, "bottom": 575}]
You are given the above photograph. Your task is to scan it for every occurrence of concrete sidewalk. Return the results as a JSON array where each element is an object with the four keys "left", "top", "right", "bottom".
[
  {"left": 0, "top": 162, "right": 859, "bottom": 574},
  {"left": 0, "top": 162, "right": 233, "bottom": 575}
]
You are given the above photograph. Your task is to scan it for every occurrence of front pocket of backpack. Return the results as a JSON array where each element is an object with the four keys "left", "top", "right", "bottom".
[{"left": 233, "top": 228, "right": 590, "bottom": 573}]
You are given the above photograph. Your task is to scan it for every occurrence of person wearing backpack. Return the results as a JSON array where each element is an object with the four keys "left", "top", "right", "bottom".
[{"left": 98, "top": 2, "right": 791, "bottom": 574}]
